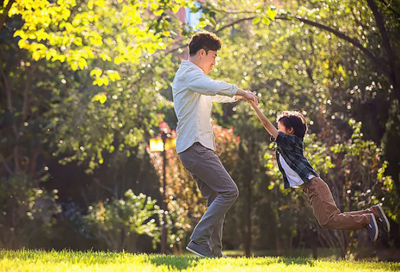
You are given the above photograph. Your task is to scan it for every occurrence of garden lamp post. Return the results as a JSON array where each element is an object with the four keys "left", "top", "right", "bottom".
[{"left": 149, "top": 130, "right": 176, "bottom": 254}]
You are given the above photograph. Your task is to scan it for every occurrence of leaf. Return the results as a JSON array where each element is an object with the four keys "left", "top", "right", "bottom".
[
  {"left": 150, "top": 3, "right": 159, "bottom": 11},
  {"left": 106, "top": 70, "right": 121, "bottom": 81},
  {"left": 71, "top": 61, "right": 78, "bottom": 71},
  {"left": 102, "top": 76, "right": 109, "bottom": 86},
  {"left": 172, "top": 5, "right": 180, "bottom": 13},
  {"left": 78, "top": 58, "right": 87, "bottom": 70},
  {"left": 99, "top": 93, "right": 107, "bottom": 104},
  {"left": 90, "top": 68, "right": 102, "bottom": 78},
  {"left": 262, "top": 17, "right": 270, "bottom": 25},
  {"left": 99, "top": 53, "right": 111, "bottom": 61},
  {"left": 252, "top": 17, "right": 261, "bottom": 24},
  {"left": 267, "top": 6, "right": 277, "bottom": 20},
  {"left": 73, "top": 37, "right": 83, "bottom": 46}
]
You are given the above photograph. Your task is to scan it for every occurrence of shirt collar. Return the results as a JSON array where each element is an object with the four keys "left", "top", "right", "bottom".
[{"left": 181, "top": 60, "right": 204, "bottom": 73}]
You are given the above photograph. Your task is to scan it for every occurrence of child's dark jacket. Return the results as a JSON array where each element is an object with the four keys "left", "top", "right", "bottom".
[{"left": 274, "top": 131, "right": 319, "bottom": 189}]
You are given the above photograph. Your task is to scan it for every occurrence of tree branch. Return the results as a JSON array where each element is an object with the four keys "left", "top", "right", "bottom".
[
  {"left": 215, "top": 16, "right": 256, "bottom": 34},
  {"left": 29, "top": 147, "right": 40, "bottom": 175},
  {"left": 1, "top": 70, "right": 18, "bottom": 135},
  {"left": 210, "top": 14, "right": 391, "bottom": 82},
  {"left": 1, "top": 70, "right": 20, "bottom": 172},
  {"left": 0, "top": 0, "right": 15, "bottom": 33},
  {"left": 378, "top": 0, "right": 400, "bottom": 18},
  {"left": 0, "top": 152, "right": 12, "bottom": 175},
  {"left": 366, "top": 0, "right": 400, "bottom": 98},
  {"left": 21, "top": 65, "right": 37, "bottom": 124},
  {"left": 286, "top": 15, "right": 391, "bottom": 79},
  {"left": 94, "top": 178, "right": 115, "bottom": 196},
  {"left": 1, "top": 70, "right": 13, "bottom": 113}
]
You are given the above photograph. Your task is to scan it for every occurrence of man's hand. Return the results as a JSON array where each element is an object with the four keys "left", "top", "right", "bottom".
[
  {"left": 243, "top": 90, "right": 258, "bottom": 105},
  {"left": 235, "top": 90, "right": 258, "bottom": 105}
]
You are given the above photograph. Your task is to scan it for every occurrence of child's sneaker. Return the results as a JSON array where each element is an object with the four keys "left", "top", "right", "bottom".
[
  {"left": 374, "top": 204, "right": 390, "bottom": 232},
  {"left": 366, "top": 213, "right": 379, "bottom": 241}
]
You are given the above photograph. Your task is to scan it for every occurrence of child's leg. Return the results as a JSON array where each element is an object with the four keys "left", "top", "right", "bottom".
[
  {"left": 342, "top": 208, "right": 379, "bottom": 219},
  {"left": 302, "top": 177, "right": 371, "bottom": 230}
]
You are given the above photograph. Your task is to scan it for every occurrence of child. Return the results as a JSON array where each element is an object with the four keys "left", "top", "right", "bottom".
[{"left": 248, "top": 101, "right": 390, "bottom": 241}]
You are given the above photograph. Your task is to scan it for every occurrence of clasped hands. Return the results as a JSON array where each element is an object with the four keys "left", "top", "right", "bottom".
[{"left": 236, "top": 90, "right": 258, "bottom": 105}]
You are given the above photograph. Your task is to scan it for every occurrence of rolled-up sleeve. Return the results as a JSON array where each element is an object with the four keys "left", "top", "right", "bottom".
[
  {"left": 187, "top": 69, "right": 238, "bottom": 97},
  {"left": 211, "top": 95, "right": 237, "bottom": 103}
]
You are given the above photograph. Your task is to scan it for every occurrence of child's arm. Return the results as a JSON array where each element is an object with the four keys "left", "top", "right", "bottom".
[{"left": 249, "top": 101, "right": 279, "bottom": 139}]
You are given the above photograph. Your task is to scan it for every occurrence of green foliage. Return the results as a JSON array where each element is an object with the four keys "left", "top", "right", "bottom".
[
  {"left": 0, "top": 174, "right": 60, "bottom": 249},
  {"left": 4, "top": 0, "right": 190, "bottom": 84},
  {"left": 83, "top": 189, "right": 161, "bottom": 252},
  {"left": 189, "top": 0, "right": 399, "bottom": 256}
]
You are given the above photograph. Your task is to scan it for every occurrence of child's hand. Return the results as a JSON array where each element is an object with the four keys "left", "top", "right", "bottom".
[{"left": 243, "top": 90, "right": 258, "bottom": 105}]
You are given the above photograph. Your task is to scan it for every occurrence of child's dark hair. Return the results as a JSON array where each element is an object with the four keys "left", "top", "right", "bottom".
[
  {"left": 277, "top": 111, "right": 308, "bottom": 139},
  {"left": 189, "top": 31, "right": 222, "bottom": 56}
]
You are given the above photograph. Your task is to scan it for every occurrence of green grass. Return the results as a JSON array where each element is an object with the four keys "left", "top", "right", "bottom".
[{"left": 0, "top": 249, "right": 399, "bottom": 272}]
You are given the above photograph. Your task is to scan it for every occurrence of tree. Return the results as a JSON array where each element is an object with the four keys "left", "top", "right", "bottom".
[
  {"left": 1, "top": 0, "right": 190, "bottom": 84},
  {"left": 0, "top": 1, "right": 192, "bottom": 250}
]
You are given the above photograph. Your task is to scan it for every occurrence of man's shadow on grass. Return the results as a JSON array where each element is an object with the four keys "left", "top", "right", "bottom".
[
  {"left": 148, "top": 255, "right": 314, "bottom": 270},
  {"left": 278, "top": 257, "right": 314, "bottom": 267},
  {"left": 149, "top": 255, "right": 201, "bottom": 270}
]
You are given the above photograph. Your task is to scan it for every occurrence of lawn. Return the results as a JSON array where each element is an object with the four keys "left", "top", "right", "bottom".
[{"left": 0, "top": 249, "right": 399, "bottom": 272}]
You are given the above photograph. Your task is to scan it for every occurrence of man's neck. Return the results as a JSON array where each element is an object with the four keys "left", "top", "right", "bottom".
[{"left": 188, "top": 57, "right": 204, "bottom": 72}]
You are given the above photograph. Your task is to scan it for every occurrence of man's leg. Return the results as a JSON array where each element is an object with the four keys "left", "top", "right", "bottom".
[
  {"left": 302, "top": 177, "right": 370, "bottom": 230},
  {"left": 209, "top": 215, "right": 225, "bottom": 257},
  {"left": 191, "top": 174, "right": 225, "bottom": 256},
  {"left": 179, "top": 143, "right": 239, "bottom": 246}
]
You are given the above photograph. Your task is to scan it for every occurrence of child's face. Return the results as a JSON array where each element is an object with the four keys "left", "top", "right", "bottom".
[{"left": 278, "top": 121, "right": 293, "bottom": 135}]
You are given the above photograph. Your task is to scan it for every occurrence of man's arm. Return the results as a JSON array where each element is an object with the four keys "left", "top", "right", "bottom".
[
  {"left": 249, "top": 101, "right": 279, "bottom": 139},
  {"left": 187, "top": 70, "right": 257, "bottom": 103},
  {"left": 211, "top": 95, "right": 237, "bottom": 103},
  {"left": 187, "top": 70, "right": 237, "bottom": 97}
]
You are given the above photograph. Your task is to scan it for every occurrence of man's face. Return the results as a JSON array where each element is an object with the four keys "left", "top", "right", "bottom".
[{"left": 199, "top": 49, "right": 217, "bottom": 74}]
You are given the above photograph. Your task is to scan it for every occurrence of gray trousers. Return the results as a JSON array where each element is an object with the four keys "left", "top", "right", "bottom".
[{"left": 178, "top": 142, "right": 239, "bottom": 253}]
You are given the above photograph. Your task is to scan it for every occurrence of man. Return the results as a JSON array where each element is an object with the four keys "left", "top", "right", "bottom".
[{"left": 172, "top": 31, "right": 257, "bottom": 258}]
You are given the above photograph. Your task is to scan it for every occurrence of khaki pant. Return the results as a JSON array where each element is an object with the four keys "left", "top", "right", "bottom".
[{"left": 301, "top": 177, "right": 377, "bottom": 230}]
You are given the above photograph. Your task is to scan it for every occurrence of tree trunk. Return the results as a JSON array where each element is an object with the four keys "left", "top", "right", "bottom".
[
  {"left": 0, "top": 0, "right": 15, "bottom": 33},
  {"left": 366, "top": 0, "right": 400, "bottom": 103},
  {"left": 244, "top": 177, "right": 252, "bottom": 257},
  {"left": 366, "top": 0, "right": 400, "bottom": 209}
]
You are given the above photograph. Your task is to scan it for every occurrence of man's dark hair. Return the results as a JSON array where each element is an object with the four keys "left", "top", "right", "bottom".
[
  {"left": 189, "top": 31, "right": 222, "bottom": 56},
  {"left": 277, "top": 111, "right": 308, "bottom": 139}
]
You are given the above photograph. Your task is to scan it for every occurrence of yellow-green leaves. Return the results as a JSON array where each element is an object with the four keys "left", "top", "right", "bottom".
[
  {"left": 172, "top": 5, "right": 181, "bottom": 13},
  {"left": 252, "top": 17, "right": 261, "bottom": 24},
  {"left": 250, "top": 6, "right": 276, "bottom": 26},
  {"left": 93, "top": 76, "right": 109, "bottom": 87},
  {"left": 90, "top": 69, "right": 121, "bottom": 86},
  {"left": 90, "top": 68, "right": 102, "bottom": 78},
  {"left": 106, "top": 70, "right": 121, "bottom": 82},
  {"left": 6, "top": 0, "right": 192, "bottom": 85},
  {"left": 267, "top": 6, "right": 277, "bottom": 20},
  {"left": 92, "top": 93, "right": 107, "bottom": 104}
]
